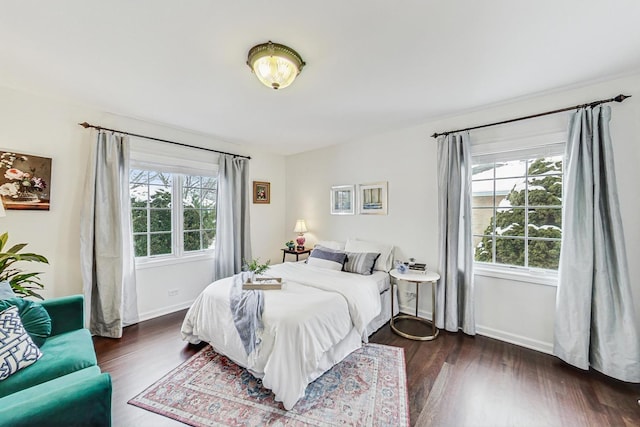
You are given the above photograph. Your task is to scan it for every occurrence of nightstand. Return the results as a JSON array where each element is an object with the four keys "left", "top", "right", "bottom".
[
  {"left": 390, "top": 268, "right": 441, "bottom": 341},
  {"left": 281, "top": 247, "right": 311, "bottom": 263}
]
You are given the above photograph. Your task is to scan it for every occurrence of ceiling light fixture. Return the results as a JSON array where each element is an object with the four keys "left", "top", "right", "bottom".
[{"left": 246, "top": 41, "right": 305, "bottom": 90}]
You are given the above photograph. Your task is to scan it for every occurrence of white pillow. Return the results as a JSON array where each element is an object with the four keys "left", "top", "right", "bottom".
[
  {"left": 314, "top": 240, "right": 345, "bottom": 251},
  {"left": 0, "top": 305, "right": 43, "bottom": 380},
  {"left": 344, "top": 238, "right": 394, "bottom": 272}
]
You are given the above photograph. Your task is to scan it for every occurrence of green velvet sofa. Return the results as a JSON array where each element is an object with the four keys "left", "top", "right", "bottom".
[{"left": 0, "top": 295, "right": 112, "bottom": 427}]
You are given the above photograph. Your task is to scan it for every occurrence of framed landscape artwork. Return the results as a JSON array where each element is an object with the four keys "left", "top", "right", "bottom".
[
  {"left": 0, "top": 151, "right": 51, "bottom": 211},
  {"left": 253, "top": 181, "right": 270, "bottom": 204},
  {"left": 330, "top": 185, "right": 355, "bottom": 215},
  {"left": 358, "top": 182, "right": 387, "bottom": 215}
]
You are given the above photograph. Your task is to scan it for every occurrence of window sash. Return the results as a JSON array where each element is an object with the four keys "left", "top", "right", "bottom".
[
  {"left": 129, "top": 168, "right": 216, "bottom": 260},
  {"left": 471, "top": 155, "right": 563, "bottom": 271}
]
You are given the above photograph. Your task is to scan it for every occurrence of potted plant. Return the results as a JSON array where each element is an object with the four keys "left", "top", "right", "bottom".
[
  {"left": 243, "top": 257, "right": 271, "bottom": 281},
  {"left": 0, "top": 232, "right": 49, "bottom": 299}
]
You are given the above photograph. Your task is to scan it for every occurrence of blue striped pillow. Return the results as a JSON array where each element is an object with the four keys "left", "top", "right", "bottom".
[
  {"left": 344, "top": 252, "right": 381, "bottom": 275},
  {"left": 307, "top": 247, "right": 347, "bottom": 271}
]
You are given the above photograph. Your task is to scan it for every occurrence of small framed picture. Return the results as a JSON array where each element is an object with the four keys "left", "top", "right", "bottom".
[
  {"left": 330, "top": 185, "right": 355, "bottom": 215},
  {"left": 358, "top": 182, "right": 387, "bottom": 215},
  {"left": 253, "top": 181, "right": 270, "bottom": 204}
]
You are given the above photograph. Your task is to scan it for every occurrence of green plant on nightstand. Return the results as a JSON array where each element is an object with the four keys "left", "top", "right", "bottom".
[
  {"left": 0, "top": 232, "right": 49, "bottom": 299},
  {"left": 243, "top": 258, "right": 271, "bottom": 276}
]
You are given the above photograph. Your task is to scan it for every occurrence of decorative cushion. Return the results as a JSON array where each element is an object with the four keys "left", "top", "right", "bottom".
[
  {"left": 344, "top": 251, "right": 381, "bottom": 275},
  {"left": 307, "top": 247, "right": 348, "bottom": 271},
  {"left": 344, "top": 239, "right": 394, "bottom": 272},
  {"left": 0, "top": 298, "right": 52, "bottom": 347},
  {"left": 0, "top": 305, "right": 43, "bottom": 380},
  {"left": 314, "top": 240, "right": 346, "bottom": 251},
  {"left": 0, "top": 281, "right": 16, "bottom": 300}
]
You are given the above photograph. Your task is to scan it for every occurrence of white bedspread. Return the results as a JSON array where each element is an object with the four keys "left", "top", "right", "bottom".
[{"left": 181, "top": 262, "right": 381, "bottom": 410}]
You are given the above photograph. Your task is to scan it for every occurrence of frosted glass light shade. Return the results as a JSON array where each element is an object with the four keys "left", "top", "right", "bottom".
[
  {"left": 293, "top": 219, "right": 308, "bottom": 234},
  {"left": 247, "top": 41, "right": 305, "bottom": 90}
]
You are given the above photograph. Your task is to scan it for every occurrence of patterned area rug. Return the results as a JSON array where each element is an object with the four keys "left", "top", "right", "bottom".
[{"left": 129, "top": 343, "right": 409, "bottom": 426}]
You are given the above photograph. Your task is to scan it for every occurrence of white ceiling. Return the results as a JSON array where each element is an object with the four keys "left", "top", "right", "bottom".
[{"left": 1, "top": 1, "right": 640, "bottom": 155}]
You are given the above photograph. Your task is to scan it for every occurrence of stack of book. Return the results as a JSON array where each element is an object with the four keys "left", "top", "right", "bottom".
[{"left": 408, "top": 263, "right": 427, "bottom": 272}]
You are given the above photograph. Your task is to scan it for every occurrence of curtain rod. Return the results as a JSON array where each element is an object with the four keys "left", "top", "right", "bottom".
[
  {"left": 431, "top": 94, "right": 631, "bottom": 139},
  {"left": 78, "top": 122, "right": 251, "bottom": 159}
]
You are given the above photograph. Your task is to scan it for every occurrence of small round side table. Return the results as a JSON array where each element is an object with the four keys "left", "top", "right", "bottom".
[{"left": 390, "top": 268, "right": 440, "bottom": 341}]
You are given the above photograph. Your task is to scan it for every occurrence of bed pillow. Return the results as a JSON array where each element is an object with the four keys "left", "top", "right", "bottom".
[
  {"left": 0, "top": 281, "right": 16, "bottom": 300},
  {"left": 0, "top": 298, "right": 52, "bottom": 347},
  {"left": 314, "top": 240, "right": 346, "bottom": 251},
  {"left": 344, "top": 238, "right": 394, "bottom": 272},
  {"left": 344, "top": 252, "right": 380, "bottom": 275},
  {"left": 0, "top": 305, "right": 43, "bottom": 380},
  {"left": 307, "top": 247, "right": 347, "bottom": 271}
]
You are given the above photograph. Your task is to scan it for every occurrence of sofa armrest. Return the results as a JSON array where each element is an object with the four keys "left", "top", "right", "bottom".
[
  {"left": 0, "top": 368, "right": 112, "bottom": 427},
  {"left": 41, "top": 295, "right": 85, "bottom": 336}
]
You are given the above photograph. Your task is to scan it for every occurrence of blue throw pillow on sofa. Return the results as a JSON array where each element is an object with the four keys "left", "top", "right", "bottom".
[
  {"left": 0, "top": 298, "right": 52, "bottom": 347},
  {"left": 0, "top": 280, "right": 16, "bottom": 300}
]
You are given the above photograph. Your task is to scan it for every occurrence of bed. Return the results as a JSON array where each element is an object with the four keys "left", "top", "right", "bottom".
[{"left": 181, "top": 239, "right": 397, "bottom": 410}]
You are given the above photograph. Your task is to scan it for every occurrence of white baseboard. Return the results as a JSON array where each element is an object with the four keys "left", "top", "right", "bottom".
[
  {"left": 398, "top": 303, "right": 553, "bottom": 355},
  {"left": 475, "top": 325, "right": 553, "bottom": 355},
  {"left": 138, "top": 300, "right": 194, "bottom": 323}
]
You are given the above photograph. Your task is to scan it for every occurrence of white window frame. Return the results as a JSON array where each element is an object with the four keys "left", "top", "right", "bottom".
[
  {"left": 130, "top": 168, "right": 218, "bottom": 267},
  {"left": 471, "top": 131, "right": 565, "bottom": 287},
  {"left": 129, "top": 138, "right": 219, "bottom": 268}
]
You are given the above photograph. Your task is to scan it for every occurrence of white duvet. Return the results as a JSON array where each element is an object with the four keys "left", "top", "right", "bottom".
[{"left": 181, "top": 262, "right": 382, "bottom": 409}]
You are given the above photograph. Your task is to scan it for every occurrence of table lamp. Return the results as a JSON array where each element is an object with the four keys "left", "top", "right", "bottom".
[{"left": 293, "top": 219, "right": 307, "bottom": 250}]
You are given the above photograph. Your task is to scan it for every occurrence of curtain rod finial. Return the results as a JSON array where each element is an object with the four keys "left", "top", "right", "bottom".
[
  {"left": 79, "top": 122, "right": 91, "bottom": 128},
  {"left": 614, "top": 94, "right": 631, "bottom": 103}
]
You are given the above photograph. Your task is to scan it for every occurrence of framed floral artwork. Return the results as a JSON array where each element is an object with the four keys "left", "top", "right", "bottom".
[
  {"left": 253, "top": 181, "right": 270, "bottom": 204},
  {"left": 330, "top": 185, "right": 355, "bottom": 215},
  {"left": 358, "top": 182, "right": 387, "bottom": 215},
  {"left": 0, "top": 151, "right": 51, "bottom": 210}
]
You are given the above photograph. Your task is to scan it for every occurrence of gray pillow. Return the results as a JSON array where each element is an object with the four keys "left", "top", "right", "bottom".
[
  {"left": 0, "top": 280, "right": 16, "bottom": 300},
  {"left": 344, "top": 252, "right": 381, "bottom": 275},
  {"left": 307, "top": 247, "right": 347, "bottom": 271}
]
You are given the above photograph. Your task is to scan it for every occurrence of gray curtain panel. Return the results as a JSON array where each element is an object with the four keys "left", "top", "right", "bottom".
[
  {"left": 80, "top": 131, "right": 139, "bottom": 338},
  {"left": 554, "top": 106, "right": 640, "bottom": 382},
  {"left": 214, "top": 155, "right": 252, "bottom": 280},
  {"left": 436, "top": 132, "right": 475, "bottom": 335}
]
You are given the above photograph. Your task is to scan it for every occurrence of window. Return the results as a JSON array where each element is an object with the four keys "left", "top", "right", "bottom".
[
  {"left": 130, "top": 168, "right": 217, "bottom": 259},
  {"left": 472, "top": 155, "right": 563, "bottom": 271}
]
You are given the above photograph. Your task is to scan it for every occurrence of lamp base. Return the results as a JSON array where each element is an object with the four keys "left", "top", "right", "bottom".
[
  {"left": 296, "top": 235, "right": 306, "bottom": 248},
  {"left": 296, "top": 245, "right": 305, "bottom": 251}
]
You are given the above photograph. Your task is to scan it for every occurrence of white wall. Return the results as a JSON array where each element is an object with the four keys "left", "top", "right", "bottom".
[
  {"left": 285, "top": 73, "right": 640, "bottom": 353},
  {"left": 0, "top": 85, "right": 286, "bottom": 320}
]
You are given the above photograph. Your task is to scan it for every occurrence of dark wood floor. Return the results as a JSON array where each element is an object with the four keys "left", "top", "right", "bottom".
[{"left": 93, "top": 311, "right": 640, "bottom": 426}]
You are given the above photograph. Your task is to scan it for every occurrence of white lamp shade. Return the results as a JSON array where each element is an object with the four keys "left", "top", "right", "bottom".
[
  {"left": 293, "top": 219, "right": 308, "bottom": 234},
  {"left": 253, "top": 55, "right": 299, "bottom": 90}
]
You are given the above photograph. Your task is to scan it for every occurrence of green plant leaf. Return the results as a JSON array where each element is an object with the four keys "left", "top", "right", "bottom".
[
  {"left": 5, "top": 243, "right": 27, "bottom": 254},
  {"left": 0, "top": 232, "right": 48, "bottom": 299},
  {"left": 0, "top": 233, "right": 8, "bottom": 251}
]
